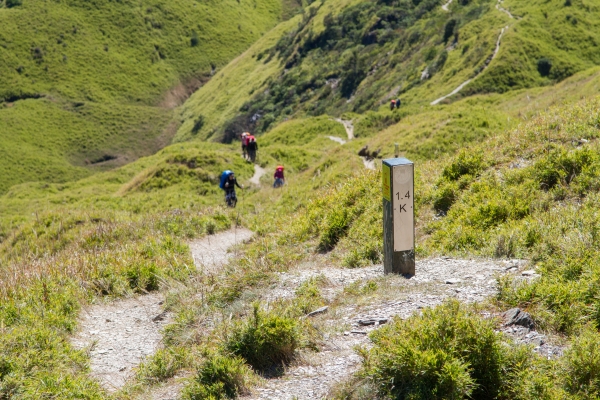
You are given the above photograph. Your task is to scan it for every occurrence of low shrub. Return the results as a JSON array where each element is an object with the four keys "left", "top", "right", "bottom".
[
  {"left": 182, "top": 354, "right": 253, "bottom": 399},
  {"left": 360, "top": 301, "right": 510, "bottom": 400},
  {"left": 224, "top": 304, "right": 299, "bottom": 371}
]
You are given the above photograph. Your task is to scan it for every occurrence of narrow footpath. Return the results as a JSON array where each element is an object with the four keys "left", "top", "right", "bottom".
[
  {"left": 71, "top": 228, "right": 254, "bottom": 395},
  {"left": 242, "top": 257, "right": 557, "bottom": 399}
]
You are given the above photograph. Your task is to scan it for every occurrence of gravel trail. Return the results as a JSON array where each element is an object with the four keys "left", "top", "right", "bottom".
[
  {"left": 333, "top": 118, "right": 354, "bottom": 140},
  {"left": 431, "top": 26, "right": 507, "bottom": 105},
  {"left": 326, "top": 135, "right": 346, "bottom": 145},
  {"left": 244, "top": 257, "right": 540, "bottom": 399},
  {"left": 72, "top": 294, "right": 169, "bottom": 392},
  {"left": 250, "top": 165, "right": 267, "bottom": 186},
  {"left": 189, "top": 227, "right": 253, "bottom": 273},
  {"left": 72, "top": 228, "right": 254, "bottom": 395}
]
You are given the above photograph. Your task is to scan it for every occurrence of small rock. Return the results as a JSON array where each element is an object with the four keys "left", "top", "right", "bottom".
[
  {"left": 350, "top": 330, "right": 367, "bottom": 335},
  {"left": 105, "top": 319, "right": 111, "bottom": 323},
  {"left": 152, "top": 311, "right": 168, "bottom": 322},
  {"left": 307, "top": 306, "right": 328, "bottom": 317},
  {"left": 343, "top": 331, "right": 350, "bottom": 336},
  {"left": 445, "top": 278, "right": 461, "bottom": 284},
  {"left": 503, "top": 308, "right": 535, "bottom": 329},
  {"left": 522, "top": 270, "right": 537, "bottom": 276}
]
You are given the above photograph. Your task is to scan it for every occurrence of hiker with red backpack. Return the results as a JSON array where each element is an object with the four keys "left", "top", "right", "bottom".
[
  {"left": 246, "top": 135, "right": 258, "bottom": 163},
  {"left": 273, "top": 165, "right": 285, "bottom": 188},
  {"left": 241, "top": 132, "right": 250, "bottom": 160},
  {"left": 219, "top": 170, "right": 243, "bottom": 207}
]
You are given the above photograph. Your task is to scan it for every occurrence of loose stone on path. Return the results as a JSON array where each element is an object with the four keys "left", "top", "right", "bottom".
[
  {"left": 71, "top": 293, "right": 169, "bottom": 392},
  {"left": 189, "top": 227, "right": 253, "bottom": 272}
]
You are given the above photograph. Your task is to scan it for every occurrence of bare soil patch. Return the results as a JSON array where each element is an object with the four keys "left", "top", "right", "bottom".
[
  {"left": 189, "top": 228, "right": 254, "bottom": 273},
  {"left": 245, "top": 257, "right": 539, "bottom": 399},
  {"left": 72, "top": 293, "right": 169, "bottom": 392}
]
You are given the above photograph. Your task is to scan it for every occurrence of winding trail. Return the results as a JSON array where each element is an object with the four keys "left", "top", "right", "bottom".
[
  {"left": 334, "top": 118, "right": 354, "bottom": 140},
  {"left": 441, "top": 0, "right": 453, "bottom": 12},
  {"left": 430, "top": 25, "right": 507, "bottom": 105},
  {"left": 327, "top": 135, "right": 346, "bottom": 145},
  {"left": 189, "top": 228, "right": 254, "bottom": 273},
  {"left": 496, "top": 0, "right": 517, "bottom": 19},
  {"left": 243, "top": 258, "right": 540, "bottom": 399},
  {"left": 72, "top": 228, "right": 254, "bottom": 394},
  {"left": 249, "top": 164, "right": 267, "bottom": 186},
  {"left": 72, "top": 294, "right": 170, "bottom": 393}
]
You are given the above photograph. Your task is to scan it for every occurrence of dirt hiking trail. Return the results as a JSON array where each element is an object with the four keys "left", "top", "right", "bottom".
[
  {"left": 72, "top": 228, "right": 254, "bottom": 395},
  {"left": 431, "top": 25, "right": 507, "bottom": 105},
  {"left": 334, "top": 118, "right": 354, "bottom": 140},
  {"left": 326, "top": 135, "right": 346, "bottom": 145},
  {"left": 189, "top": 227, "right": 253, "bottom": 273},
  {"left": 72, "top": 293, "right": 169, "bottom": 393},
  {"left": 250, "top": 164, "right": 267, "bottom": 186},
  {"left": 243, "top": 257, "right": 557, "bottom": 399}
]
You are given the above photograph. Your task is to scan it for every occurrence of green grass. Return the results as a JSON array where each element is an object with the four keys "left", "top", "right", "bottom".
[
  {"left": 0, "top": 0, "right": 282, "bottom": 193},
  {"left": 176, "top": 0, "right": 600, "bottom": 145}
]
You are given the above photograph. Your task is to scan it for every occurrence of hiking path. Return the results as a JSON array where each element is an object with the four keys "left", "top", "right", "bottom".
[{"left": 72, "top": 228, "right": 254, "bottom": 395}]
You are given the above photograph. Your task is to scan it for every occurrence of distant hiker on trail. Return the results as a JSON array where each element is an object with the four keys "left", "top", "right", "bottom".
[
  {"left": 273, "top": 165, "right": 285, "bottom": 188},
  {"left": 246, "top": 135, "right": 258, "bottom": 163},
  {"left": 241, "top": 132, "right": 250, "bottom": 160},
  {"left": 390, "top": 99, "right": 396, "bottom": 111},
  {"left": 219, "top": 170, "right": 243, "bottom": 207},
  {"left": 395, "top": 98, "right": 401, "bottom": 109}
]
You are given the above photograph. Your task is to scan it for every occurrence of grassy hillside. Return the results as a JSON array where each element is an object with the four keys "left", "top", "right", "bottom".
[
  {"left": 176, "top": 0, "right": 600, "bottom": 143},
  {"left": 2, "top": 95, "right": 600, "bottom": 397},
  {"left": 0, "top": 0, "right": 283, "bottom": 193}
]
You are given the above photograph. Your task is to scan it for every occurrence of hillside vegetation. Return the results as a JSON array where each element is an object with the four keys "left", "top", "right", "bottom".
[
  {"left": 177, "top": 0, "right": 600, "bottom": 143},
  {"left": 3, "top": 0, "right": 600, "bottom": 398},
  {"left": 0, "top": 0, "right": 283, "bottom": 193}
]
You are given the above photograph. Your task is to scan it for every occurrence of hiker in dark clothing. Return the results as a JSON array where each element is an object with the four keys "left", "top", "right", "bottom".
[
  {"left": 395, "top": 98, "right": 401, "bottom": 109},
  {"left": 273, "top": 165, "right": 285, "bottom": 188},
  {"left": 247, "top": 135, "right": 258, "bottom": 163},
  {"left": 390, "top": 99, "right": 396, "bottom": 111},
  {"left": 222, "top": 172, "right": 243, "bottom": 207}
]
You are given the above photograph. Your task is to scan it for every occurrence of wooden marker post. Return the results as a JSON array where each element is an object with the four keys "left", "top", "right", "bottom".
[{"left": 382, "top": 158, "right": 415, "bottom": 276}]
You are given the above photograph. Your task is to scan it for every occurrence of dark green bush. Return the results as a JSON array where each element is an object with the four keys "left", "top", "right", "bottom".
[
  {"left": 432, "top": 181, "right": 458, "bottom": 214},
  {"left": 182, "top": 354, "right": 252, "bottom": 399},
  {"left": 361, "top": 301, "right": 512, "bottom": 400},
  {"left": 442, "top": 151, "right": 485, "bottom": 181},
  {"left": 562, "top": 326, "right": 600, "bottom": 397},
  {"left": 443, "top": 19, "right": 458, "bottom": 43},
  {"left": 225, "top": 304, "right": 299, "bottom": 371},
  {"left": 537, "top": 58, "right": 553, "bottom": 77},
  {"left": 6, "top": 0, "right": 22, "bottom": 8},
  {"left": 318, "top": 208, "right": 351, "bottom": 252}
]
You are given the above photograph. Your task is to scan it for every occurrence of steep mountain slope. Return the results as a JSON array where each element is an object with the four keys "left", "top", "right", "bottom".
[
  {"left": 0, "top": 0, "right": 283, "bottom": 193},
  {"left": 177, "top": 0, "right": 600, "bottom": 143}
]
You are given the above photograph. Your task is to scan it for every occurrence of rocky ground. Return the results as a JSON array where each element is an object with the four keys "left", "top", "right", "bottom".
[
  {"left": 72, "top": 228, "right": 559, "bottom": 399},
  {"left": 71, "top": 228, "right": 254, "bottom": 396},
  {"left": 72, "top": 293, "right": 169, "bottom": 392},
  {"left": 243, "top": 257, "right": 559, "bottom": 400}
]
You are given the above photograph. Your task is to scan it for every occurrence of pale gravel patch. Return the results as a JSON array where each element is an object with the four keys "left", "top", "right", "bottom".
[
  {"left": 250, "top": 164, "right": 267, "bottom": 186},
  {"left": 72, "top": 228, "right": 254, "bottom": 395},
  {"left": 246, "top": 257, "right": 531, "bottom": 399},
  {"left": 333, "top": 118, "right": 354, "bottom": 140},
  {"left": 189, "top": 227, "right": 254, "bottom": 273},
  {"left": 327, "top": 135, "right": 346, "bottom": 145},
  {"left": 362, "top": 157, "right": 376, "bottom": 170},
  {"left": 71, "top": 293, "right": 169, "bottom": 392},
  {"left": 441, "top": 0, "right": 453, "bottom": 11}
]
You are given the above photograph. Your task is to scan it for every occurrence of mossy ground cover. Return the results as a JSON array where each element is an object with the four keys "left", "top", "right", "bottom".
[{"left": 0, "top": 0, "right": 282, "bottom": 193}]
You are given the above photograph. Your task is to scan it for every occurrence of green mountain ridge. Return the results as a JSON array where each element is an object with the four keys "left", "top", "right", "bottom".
[
  {"left": 0, "top": 0, "right": 283, "bottom": 193},
  {"left": 3, "top": 0, "right": 600, "bottom": 397}
]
